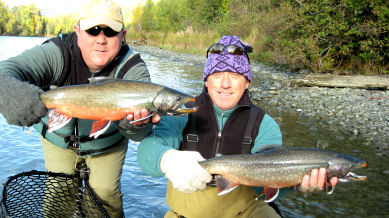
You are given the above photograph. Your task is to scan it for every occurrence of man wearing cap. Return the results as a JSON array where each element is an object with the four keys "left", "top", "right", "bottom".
[
  {"left": 137, "top": 35, "right": 337, "bottom": 217},
  {"left": 0, "top": 0, "right": 159, "bottom": 217}
]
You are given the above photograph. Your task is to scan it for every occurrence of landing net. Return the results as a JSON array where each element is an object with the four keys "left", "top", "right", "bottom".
[{"left": 0, "top": 170, "right": 108, "bottom": 217}]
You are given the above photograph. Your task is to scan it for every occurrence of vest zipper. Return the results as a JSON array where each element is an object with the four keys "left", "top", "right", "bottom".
[{"left": 215, "top": 112, "right": 224, "bottom": 157}]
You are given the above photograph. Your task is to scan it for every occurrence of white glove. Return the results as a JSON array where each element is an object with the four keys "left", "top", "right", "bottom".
[{"left": 160, "top": 149, "right": 212, "bottom": 193}]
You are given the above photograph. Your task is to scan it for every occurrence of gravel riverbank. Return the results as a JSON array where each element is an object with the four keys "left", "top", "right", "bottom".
[{"left": 133, "top": 45, "right": 389, "bottom": 153}]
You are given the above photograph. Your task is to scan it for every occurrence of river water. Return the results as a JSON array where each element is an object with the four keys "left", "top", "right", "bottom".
[{"left": 0, "top": 36, "right": 387, "bottom": 217}]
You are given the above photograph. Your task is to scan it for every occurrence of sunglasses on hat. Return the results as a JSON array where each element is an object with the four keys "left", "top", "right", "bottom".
[
  {"left": 85, "top": 26, "right": 120, "bottom": 37},
  {"left": 206, "top": 43, "right": 253, "bottom": 62},
  {"left": 206, "top": 43, "right": 253, "bottom": 56}
]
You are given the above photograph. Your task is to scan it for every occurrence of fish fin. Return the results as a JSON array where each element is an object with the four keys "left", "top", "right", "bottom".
[
  {"left": 254, "top": 144, "right": 282, "bottom": 153},
  {"left": 49, "top": 85, "right": 58, "bottom": 90},
  {"left": 258, "top": 187, "right": 279, "bottom": 203},
  {"left": 326, "top": 180, "right": 335, "bottom": 195},
  {"left": 48, "top": 110, "right": 72, "bottom": 133},
  {"left": 88, "top": 77, "right": 118, "bottom": 84},
  {"left": 90, "top": 120, "right": 111, "bottom": 139},
  {"left": 28, "top": 126, "right": 33, "bottom": 136},
  {"left": 215, "top": 175, "right": 238, "bottom": 196},
  {"left": 129, "top": 112, "right": 156, "bottom": 124}
]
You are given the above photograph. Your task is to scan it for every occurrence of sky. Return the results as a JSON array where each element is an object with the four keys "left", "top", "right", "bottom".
[{"left": 2, "top": 0, "right": 146, "bottom": 16}]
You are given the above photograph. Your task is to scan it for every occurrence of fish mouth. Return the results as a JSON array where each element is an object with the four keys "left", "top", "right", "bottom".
[
  {"left": 342, "top": 172, "right": 367, "bottom": 182},
  {"left": 339, "top": 162, "right": 367, "bottom": 182},
  {"left": 175, "top": 107, "right": 198, "bottom": 114},
  {"left": 167, "top": 97, "right": 198, "bottom": 116}
]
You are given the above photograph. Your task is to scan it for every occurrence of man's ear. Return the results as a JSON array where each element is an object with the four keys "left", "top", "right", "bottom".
[
  {"left": 74, "top": 25, "right": 80, "bottom": 36},
  {"left": 205, "top": 81, "right": 208, "bottom": 88}
]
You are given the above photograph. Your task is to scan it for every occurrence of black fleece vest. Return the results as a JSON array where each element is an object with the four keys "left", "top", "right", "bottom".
[
  {"left": 44, "top": 33, "right": 144, "bottom": 86},
  {"left": 180, "top": 89, "right": 265, "bottom": 159}
]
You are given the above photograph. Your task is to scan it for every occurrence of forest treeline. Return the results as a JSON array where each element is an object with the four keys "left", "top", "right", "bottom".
[
  {"left": 130, "top": 0, "right": 388, "bottom": 74},
  {"left": 1, "top": 0, "right": 387, "bottom": 74},
  {"left": 0, "top": 2, "right": 76, "bottom": 36}
]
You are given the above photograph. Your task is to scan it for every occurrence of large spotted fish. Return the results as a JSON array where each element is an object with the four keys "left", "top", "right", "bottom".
[
  {"left": 199, "top": 146, "right": 367, "bottom": 202},
  {"left": 40, "top": 77, "right": 198, "bottom": 138}
]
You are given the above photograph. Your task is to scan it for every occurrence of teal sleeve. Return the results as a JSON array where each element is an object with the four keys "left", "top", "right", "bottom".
[
  {"left": 137, "top": 115, "right": 188, "bottom": 177},
  {"left": 251, "top": 114, "right": 291, "bottom": 198},
  {"left": 251, "top": 114, "right": 282, "bottom": 153},
  {"left": 0, "top": 41, "right": 63, "bottom": 87}
]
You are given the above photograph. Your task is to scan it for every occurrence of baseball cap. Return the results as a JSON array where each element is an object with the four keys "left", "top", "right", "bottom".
[{"left": 78, "top": 0, "right": 123, "bottom": 32}]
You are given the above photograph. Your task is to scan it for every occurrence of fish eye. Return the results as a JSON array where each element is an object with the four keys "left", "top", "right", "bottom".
[{"left": 175, "top": 96, "right": 182, "bottom": 102}]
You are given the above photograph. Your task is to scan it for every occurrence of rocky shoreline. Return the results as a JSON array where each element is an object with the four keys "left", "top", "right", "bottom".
[{"left": 133, "top": 45, "right": 389, "bottom": 152}]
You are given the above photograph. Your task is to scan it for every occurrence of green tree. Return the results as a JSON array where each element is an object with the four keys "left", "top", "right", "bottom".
[
  {"left": 197, "top": 0, "right": 229, "bottom": 26},
  {"left": 140, "top": 0, "right": 155, "bottom": 31},
  {"left": 154, "top": 0, "right": 188, "bottom": 32},
  {"left": 11, "top": 4, "right": 42, "bottom": 36},
  {"left": 0, "top": 0, "right": 10, "bottom": 34}
]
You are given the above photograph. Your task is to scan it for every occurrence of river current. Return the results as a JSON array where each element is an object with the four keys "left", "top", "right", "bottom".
[{"left": 0, "top": 36, "right": 387, "bottom": 217}]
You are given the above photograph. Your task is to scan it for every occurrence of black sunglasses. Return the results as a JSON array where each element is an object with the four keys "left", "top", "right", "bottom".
[{"left": 85, "top": 26, "right": 120, "bottom": 37}]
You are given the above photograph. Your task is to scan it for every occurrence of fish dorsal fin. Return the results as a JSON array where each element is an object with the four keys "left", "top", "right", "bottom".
[
  {"left": 215, "top": 175, "right": 238, "bottom": 196},
  {"left": 254, "top": 144, "right": 281, "bottom": 153},
  {"left": 88, "top": 77, "right": 118, "bottom": 84}
]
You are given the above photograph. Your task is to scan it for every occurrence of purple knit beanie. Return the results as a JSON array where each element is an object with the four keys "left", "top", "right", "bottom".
[{"left": 203, "top": 35, "right": 252, "bottom": 82}]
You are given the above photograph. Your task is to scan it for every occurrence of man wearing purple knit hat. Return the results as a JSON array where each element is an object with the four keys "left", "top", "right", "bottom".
[{"left": 137, "top": 35, "right": 338, "bottom": 217}]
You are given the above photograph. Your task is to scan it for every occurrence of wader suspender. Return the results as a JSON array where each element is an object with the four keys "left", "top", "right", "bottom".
[
  {"left": 39, "top": 52, "right": 145, "bottom": 156},
  {"left": 241, "top": 106, "right": 264, "bottom": 154},
  {"left": 185, "top": 115, "right": 198, "bottom": 151},
  {"left": 116, "top": 53, "right": 145, "bottom": 79},
  {"left": 185, "top": 105, "right": 263, "bottom": 153}
]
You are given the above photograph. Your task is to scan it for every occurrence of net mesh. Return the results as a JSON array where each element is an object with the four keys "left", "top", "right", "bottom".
[{"left": 0, "top": 170, "right": 108, "bottom": 217}]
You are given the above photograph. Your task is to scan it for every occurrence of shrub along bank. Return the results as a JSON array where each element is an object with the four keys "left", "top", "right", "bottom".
[{"left": 128, "top": 0, "right": 388, "bottom": 75}]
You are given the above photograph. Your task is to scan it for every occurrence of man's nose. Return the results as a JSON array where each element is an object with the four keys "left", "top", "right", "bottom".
[
  {"left": 220, "top": 73, "right": 231, "bottom": 88},
  {"left": 96, "top": 31, "right": 107, "bottom": 43}
]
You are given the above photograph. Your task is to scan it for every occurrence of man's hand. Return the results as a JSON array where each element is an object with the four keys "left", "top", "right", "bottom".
[
  {"left": 300, "top": 168, "right": 338, "bottom": 192},
  {"left": 160, "top": 150, "right": 212, "bottom": 193},
  {"left": 115, "top": 108, "right": 161, "bottom": 130},
  {"left": 0, "top": 75, "right": 47, "bottom": 126},
  {"left": 124, "top": 108, "right": 161, "bottom": 125}
]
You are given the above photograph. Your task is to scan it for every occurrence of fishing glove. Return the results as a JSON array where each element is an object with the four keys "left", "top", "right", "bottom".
[
  {"left": 0, "top": 75, "right": 47, "bottom": 126},
  {"left": 160, "top": 149, "right": 212, "bottom": 193}
]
